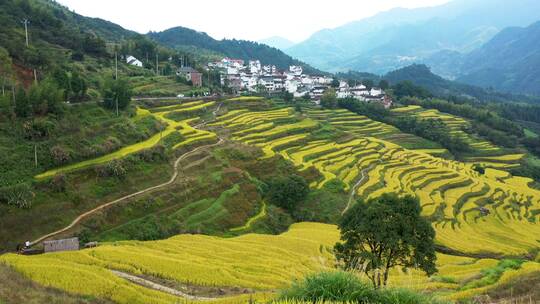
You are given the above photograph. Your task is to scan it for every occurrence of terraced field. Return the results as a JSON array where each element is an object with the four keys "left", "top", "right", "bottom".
[
  {"left": 2, "top": 223, "right": 537, "bottom": 303},
  {"left": 392, "top": 105, "right": 501, "bottom": 153},
  {"left": 35, "top": 101, "right": 218, "bottom": 179},
  {"left": 211, "top": 106, "right": 540, "bottom": 256},
  {"left": 6, "top": 100, "right": 540, "bottom": 303}
]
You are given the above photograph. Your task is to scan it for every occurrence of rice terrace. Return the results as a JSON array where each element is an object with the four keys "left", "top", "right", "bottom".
[{"left": 2, "top": 0, "right": 540, "bottom": 303}]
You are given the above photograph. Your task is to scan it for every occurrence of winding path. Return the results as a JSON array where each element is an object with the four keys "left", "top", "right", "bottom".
[
  {"left": 31, "top": 102, "right": 225, "bottom": 246},
  {"left": 111, "top": 270, "right": 216, "bottom": 301},
  {"left": 341, "top": 160, "right": 382, "bottom": 215}
]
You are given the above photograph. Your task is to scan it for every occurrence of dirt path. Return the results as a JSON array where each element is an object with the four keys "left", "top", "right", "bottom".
[
  {"left": 341, "top": 161, "right": 382, "bottom": 215},
  {"left": 31, "top": 102, "right": 226, "bottom": 246},
  {"left": 111, "top": 270, "right": 215, "bottom": 301}
]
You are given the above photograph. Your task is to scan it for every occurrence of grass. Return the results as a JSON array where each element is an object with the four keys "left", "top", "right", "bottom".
[{"left": 279, "top": 271, "right": 449, "bottom": 304}]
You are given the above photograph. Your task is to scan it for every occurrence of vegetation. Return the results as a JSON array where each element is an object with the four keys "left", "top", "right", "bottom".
[
  {"left": 279, "top": 271, "right": 447, "bottom": 304},
  {"left": 267, "top": 175, "right": 310, "bottom": 211},
  {"left": 335, "top": 194, "right": 437, "bottom": 288}
]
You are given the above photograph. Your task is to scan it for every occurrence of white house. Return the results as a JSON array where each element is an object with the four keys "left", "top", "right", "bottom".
[
  {"left": 249, "top": 60, "right": 261, "bottom": 75},
  {"left": 126, "top": 55, "right": 143, "bottom": 67},
  {"left": 289, "top": 65, "right": 303, "bottom": 76}
]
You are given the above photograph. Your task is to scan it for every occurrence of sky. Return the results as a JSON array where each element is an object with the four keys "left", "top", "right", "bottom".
[{"left": 57, "top": 0, "right": 451, "bottom": 42}]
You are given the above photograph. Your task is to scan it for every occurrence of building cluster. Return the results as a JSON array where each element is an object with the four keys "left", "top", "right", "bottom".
[
  {"left": 336, "top": 81, "right": 393, "bottom": 108},
  {"left": 208, "top": 57, "right": 392, "bottom": 108}
]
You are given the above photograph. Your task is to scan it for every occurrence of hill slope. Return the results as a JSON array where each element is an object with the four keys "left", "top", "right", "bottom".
[
  {"left": 148, "top": 27, "right": 322, "bottom": 74},
  {"left": 286, "top": 0, "right": 540, "bottom": 74},
  {"left": 456, "top": 21, "right": 540, "bottom": 95}
]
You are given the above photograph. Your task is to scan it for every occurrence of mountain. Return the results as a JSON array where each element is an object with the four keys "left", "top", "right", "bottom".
[
  {"left": 258, "top": 36, "right": 295, "bottom": 51},
  {"left": 362, "top": 64, "right": 540, "bottom": 103},
  {"left": 148, "top": 27, "right": 323, "bottom": 74},
  {"left": 286, "top": 0, "right": 540, "bottom": 74},
  {"left": 454, "top": 21, "right": 540, "bottom": 96}
]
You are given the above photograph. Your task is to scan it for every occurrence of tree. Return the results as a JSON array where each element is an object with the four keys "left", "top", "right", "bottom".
[
  {"left": 267, "top": 175, "right": 309, "bottom": 211},
  {"left": 14, "top": 87, "right": 30, "bottom": 118},
  {"left": 362, "top": 79, "right": 374, "bottom": 90},
  {"left": 283, "top": 91, "right": 294, "bottom": 103},
  {"left": 378, "top": 80, "right": 389, "bottom": 90},
  {"left": 70, "top": 71, "right": 87, "bottom": 101},
  {"left": 334, "top": 194, "right": 437, "bottom": 289},
  {"left": 320, "top": 88, "right": 337, "bottom": 109},
  {"left": 0, "top": 47, "right": 14, "bottom": 96},
  {"left": 102, "top": 78, "right": 132, "bottom": 111},
  {"left": 331, "top": 78, "right": 340, "bottom": 88}
]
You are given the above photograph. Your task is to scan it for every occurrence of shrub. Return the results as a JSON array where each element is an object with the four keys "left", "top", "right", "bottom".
[
  {"left": 138, "top": 145, "right": 167, "bottom": 163},
  {"left": 49, "top": 174, "right": 68, "bottom": 193},
  {"left": 279, "top": 271, "right": 447, "bottom": 304},
  {"left": 0, "top": 183, "right": 33, "bottom": 209},
  {"left": 96, "top": 160, "right": 128, "bottom": 179},
  {"left": 50, "top": 145, "right": 71, "bottom": 165},
  {"left": 279, "top": 271, "right": 374, "bottom": 303}
]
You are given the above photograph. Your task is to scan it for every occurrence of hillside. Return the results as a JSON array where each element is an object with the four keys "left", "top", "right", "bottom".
[
  {"left": 1, "top": 97, "right": 540, "bottom": 303},
  {"left": 148, "top": 27, "right": 323, "bottom": 74},
  {"left": 285, "top": 0, "right": 540, "bottom": 74},
  {"left": 456, "top": 21, "right": 540, "bottom": 95}
]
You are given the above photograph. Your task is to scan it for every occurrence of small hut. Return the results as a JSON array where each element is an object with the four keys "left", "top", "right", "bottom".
[{"left": 43, "top": 237, "right": 79, "bottom": 253}]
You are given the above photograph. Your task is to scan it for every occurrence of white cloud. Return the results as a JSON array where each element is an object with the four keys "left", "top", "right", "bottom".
[{"left": 57, "top": 0, "right": 450, "bottom": 42}]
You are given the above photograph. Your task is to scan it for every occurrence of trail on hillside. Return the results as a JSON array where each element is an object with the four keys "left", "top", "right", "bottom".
[
  {"left": 31, "top": 102, "right": 225, "bottom": 246},
  {"left": 342, "top": 161, "right": 382, "bottom": 215},
  {"left": 111, "top": 270, "right": 216, "bottom": 301}
]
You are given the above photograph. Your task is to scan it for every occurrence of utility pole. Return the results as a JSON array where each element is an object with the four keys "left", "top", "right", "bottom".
[
  {"left": 155, "top": 53, "right": 159, "bottom": 75},
  {"left": 34, "top": 145, "right": 38, "bottom": 168},
  {"left": 22, "top": 19, "right": 30, "bottom": 47},
  {"left": 33, "top": 69, "right": 37, "bottom": 84},
  {"left": 115, "top": 52, "right": 117, "bottom": 80},
  {"left": 115, "top": 95, "right": 119, "bottom": 117}
]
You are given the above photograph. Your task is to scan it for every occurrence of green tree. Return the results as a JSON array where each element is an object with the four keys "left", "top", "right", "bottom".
[
  {"left": 267, "top": 175, "right": 309, "bottom": 211},
  {"left": 335, "top": 194, "right": 437, "bottom": 289},
  {"left": 379, "top": 80, "right": 390, "bottom": 90},
  {"left": 0, "top": 47, "right": 14, "bottom": 96},
  {"left": 102, "top": 78, "right": 132, "bottom": 111},
  {"left": 70, "top": 71, "right": 87, "bottom": 101},
  {"left": 362, "top": 79, "right": 374, "bottom": 90},
  {"left": 331, "top": 78, "right": 340, "bottom": 88},
  {"left": 320, "top": 88, "right": 337, "bottom": 109},
  {"left": 14, "top": 87, "right": 30, "bottom": 118},
  {"left": 283, "top": 91, "right": 294, "bottom": 103}
]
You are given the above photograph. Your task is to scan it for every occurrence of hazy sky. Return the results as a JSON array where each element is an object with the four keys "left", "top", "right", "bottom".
[{"left": 57, "top": 0, "right": 450, "bottom": 42}]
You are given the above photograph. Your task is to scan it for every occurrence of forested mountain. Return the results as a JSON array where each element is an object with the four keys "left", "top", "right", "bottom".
[
  {"left": 0, "top": 0, "right": 135, "bottom": 71},
  {"left": 148, "top": 27, "right": 323, "bottom": 74},
  {"left": 454, "top": 21, "right": 540, "bottom": 95},
  {"left": 285, "top": 0, "right": 540, "bottom": 74}
]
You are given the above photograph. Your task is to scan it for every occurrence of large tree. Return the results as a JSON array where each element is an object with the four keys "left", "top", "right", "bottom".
[
  {"left": 320, "top": 88, "right": 337, "bottom": 109},
  {"left": 334, "top": 193, "right": 437, "bottom": 289},
  {"left": 267, "top": 174, "right": 309, "bottom": 211},
  {"left": 102, "top": 78, "right": 132, "bottom": 112}
]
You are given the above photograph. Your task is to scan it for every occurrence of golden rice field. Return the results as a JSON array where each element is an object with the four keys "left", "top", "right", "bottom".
[
  {"left": 2, "top": 223, "right": 537, "bottom": 303},
  {"left": 212, "top": 106, "right": 540, "bottom": 257},
  {"left": 391, "top": 105, "right": 501, "bottom": 153},
  {"left": 35, "top": 102, "right": 218, "bottom": 179},
  {"left": 14, "top": 101, "right": 540, "bottom": 303}
]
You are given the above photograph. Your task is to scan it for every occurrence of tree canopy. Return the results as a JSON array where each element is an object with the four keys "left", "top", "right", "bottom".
[
  {"left": 267, "top": 174, "right": 309, "bottom": 211},
  {"left": 335, "top": 193, "right": 437, "bottom": 288}
]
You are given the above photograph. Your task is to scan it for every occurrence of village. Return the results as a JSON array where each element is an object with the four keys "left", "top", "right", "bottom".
[{"left": 206, "top": 57, "right": 393, "bottom": 108}]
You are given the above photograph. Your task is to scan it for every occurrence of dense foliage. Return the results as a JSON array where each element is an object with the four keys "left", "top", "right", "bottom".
[
  {"left": 279, "top": 271, "right": 447, "bottom": 304},
  {"left": 267, "top": 174, "right": 309, "bottom": 211},
  {"left": 335, "top": 194, "right": 437, "bottom": 288}
]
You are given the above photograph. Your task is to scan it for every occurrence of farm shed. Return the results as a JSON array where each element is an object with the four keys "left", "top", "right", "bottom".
[{"left": 43, "top": 238, "right": 79, "bottom": 253}]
